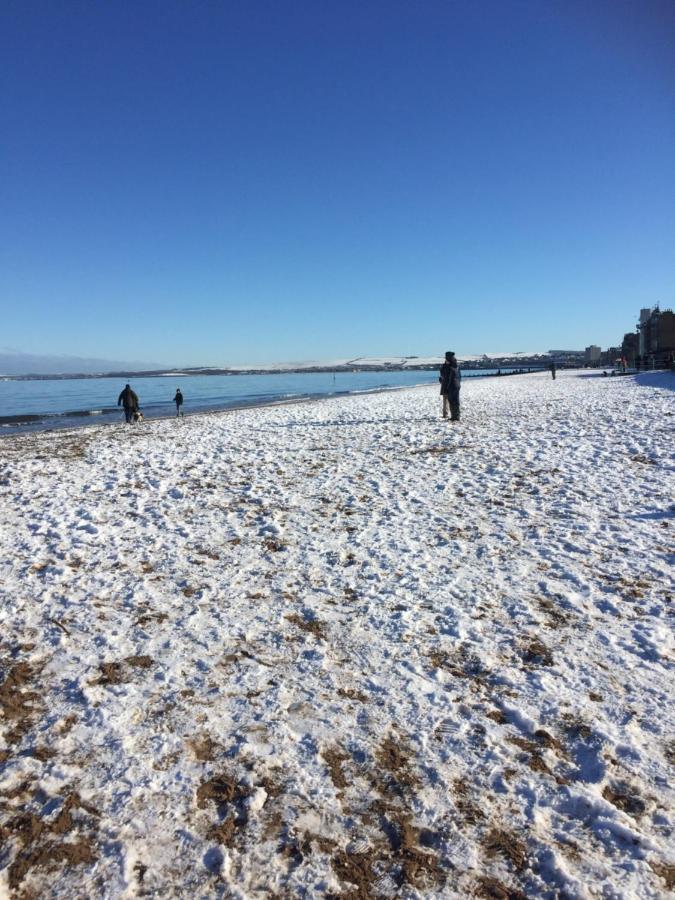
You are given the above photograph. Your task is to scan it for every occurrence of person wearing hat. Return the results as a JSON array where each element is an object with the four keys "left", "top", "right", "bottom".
[
  {"left": 117, "top": 383, "right": 140, "bottom": 424},
  {"left": 173, "top": 388, "right": 184, "bottom": 417},
  {"left": 439, "top": 351, "right": 461, "bottom": 421}
]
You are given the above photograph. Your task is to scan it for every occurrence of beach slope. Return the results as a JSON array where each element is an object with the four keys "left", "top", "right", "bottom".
[{"left": 0, "top": 370, "right": 673, "bottom": 897}]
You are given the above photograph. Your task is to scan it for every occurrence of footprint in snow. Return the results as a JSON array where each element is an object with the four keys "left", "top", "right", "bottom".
[
  {"left": 435, "top": 719, "right": 461, "bottom": 737},
  {"left": 76, "top": 523, "right": 98, "bottom": 535},
  {"left": 562, "top": 721, "right": 606, "bottom": 784},
  {"left": 203, "top": 847, "right": 223, "bottom": 873}
]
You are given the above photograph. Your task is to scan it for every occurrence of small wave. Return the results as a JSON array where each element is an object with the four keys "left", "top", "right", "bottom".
[
  {"left": 69, "top": 408, "right": 102, "bottom": 417},
  {"left": 0, "top": 406, "right": 121, "bottom": 425},
  {"left": 59, "top": 406, "right": 119, "bottom": 419},
  {"left": 0, "top": 414, "right": 45, "bottom": 425},
  {"left": 349, "top": 385, "right": 404, "bottom": 395}
]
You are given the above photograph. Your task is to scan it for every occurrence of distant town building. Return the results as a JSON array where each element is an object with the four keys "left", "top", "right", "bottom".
[
  {"left": 637, "top": 306, "right": 675, "bottom": 360},
  {"left": 547, "top": 350, "right": 585, "bottom": 366},
  {"left": 600, "top": 346, "right": 622, "bottom": 367},
  {"left": 638, "top": 308, "right": 652, "bottom": 356},
  {"left": 584, "top": 345, "right": 601, "bottom": 364},
  {"left": 621, "top": 333, "right": 638, "bottom": 366}
]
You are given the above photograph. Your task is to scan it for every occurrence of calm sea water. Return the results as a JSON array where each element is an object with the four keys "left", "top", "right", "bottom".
[{"left": 0, "top": 368, "right": 523, "bottom": 433}]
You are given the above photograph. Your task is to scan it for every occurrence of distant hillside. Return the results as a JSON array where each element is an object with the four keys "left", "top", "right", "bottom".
[
  {"left": 1, "top": 350, "right": 553, "bottom": 379},
  {"left": 0, "top": 350, "right": 164, "bottom": 376}
]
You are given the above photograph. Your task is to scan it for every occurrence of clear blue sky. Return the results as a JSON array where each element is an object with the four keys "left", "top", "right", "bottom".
[{"left": 2, "top": 1, "right": 674, "bottom": 366}]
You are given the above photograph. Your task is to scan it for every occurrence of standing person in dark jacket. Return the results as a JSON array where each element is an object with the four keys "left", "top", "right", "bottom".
[
  {"left": 439, "top": 351, "right": 461, "bottom": 421},
  {"left": 174, "top": 388, "right": 184, "bottom": 417},
  {"left": 550, "top": 361, "right": 557, "bottom": 380},
  {"left": 117, "top": 383, "right": 139, "bottom": 424}
]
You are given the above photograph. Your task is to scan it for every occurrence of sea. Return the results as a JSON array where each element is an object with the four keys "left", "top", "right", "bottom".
[{"left": 0, "top": 368, "right": 531, "bottom": 434}]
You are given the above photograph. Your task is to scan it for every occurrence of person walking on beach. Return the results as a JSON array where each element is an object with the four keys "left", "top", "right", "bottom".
[
  {"left": 550, "top": 361, "right": 557, "bottom": 380},
  {"left": 174, "top": 388, "right": 184, "bottom": 417},
  {"left": 117, "top": 383, "right": 139, "bottom": 424},
  {"left": 439, "top": 351, "right": 461, "bottom": 421}
]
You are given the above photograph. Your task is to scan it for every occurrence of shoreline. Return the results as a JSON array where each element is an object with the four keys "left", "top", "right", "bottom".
[
  {"left": 0, "top": 367, "right": 540, "bottom": 438},
  {"left": 0, "top": 380, "right": 433, "bottom": 438}
]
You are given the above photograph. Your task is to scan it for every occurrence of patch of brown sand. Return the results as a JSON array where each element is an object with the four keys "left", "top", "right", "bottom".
[
  {"left": 649, "top": 860, "right": 675, "bottom": 891},
  {"left": 483, "top": 828, "right": 528, "bottom": 871},
  {"left": 376, "top": 735, "right": 419, "bottom": 790},
  {"left": 475, "top": 875, "right": 527, "bottom": 899},
  {"left": 602, "top": 783, "right": 646, "bottom": 817},
  {"left": 190, "top": 734, "right": 219, "bottom": 762},
  {"left": 0, "top": 660, "right": 43, "bottom": 744},
  {"left": 285, "top": 613, "right": 326, "bottom": 640},
  {"left": 323, "top": 746, "right": 350, "bottom": 791},
  {"left": 196, "top": 773, "right": 251, "bottom": 813},
  {"left": 8, "top": 838, "right": 97, "bottom": 891},
  {"left": 124, "top": 655, "right": 154, "bottom": 668}
]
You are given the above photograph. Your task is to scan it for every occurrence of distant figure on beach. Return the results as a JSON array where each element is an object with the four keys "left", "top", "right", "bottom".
[
  {"left": 550, "top": 361, "right": 557, "bottom": 380},
  {"left": 174, "top": 388, "right": 184, "bottom": 417},
  {"left": 439, "top": 351, "right": 461, "bottom": 421},
  {"left": 117, "top": 384, "right": 139, "bottom": 424}
]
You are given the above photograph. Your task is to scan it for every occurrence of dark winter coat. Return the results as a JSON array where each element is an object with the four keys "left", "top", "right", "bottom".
[
  {"left": 439, "top": 361, "right": 461, "bottom": 397},
  {"left": 174, "top": 390, "right": 183, "bottom": 406},
  {"left": 117, "top": 387, "right": 139, "bottom": 410}
]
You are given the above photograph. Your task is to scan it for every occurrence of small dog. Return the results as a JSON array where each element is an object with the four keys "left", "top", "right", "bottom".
[{"left": 133, "top": 410, "right": 144, "bottom": 423}]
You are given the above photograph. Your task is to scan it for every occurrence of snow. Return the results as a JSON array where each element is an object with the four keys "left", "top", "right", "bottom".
[
  {"left": 224, "top": 353, "right": 548, "bottom": 370},
  {"left": 0, "top": 369, "right": 673, "bottom": 898},
  {"left": 227, "top": 359, "right": 354, "bottom": 371}
]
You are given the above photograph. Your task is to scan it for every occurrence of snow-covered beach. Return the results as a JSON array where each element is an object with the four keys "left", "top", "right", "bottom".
[{"left": 0, "top": 369, "right": 673, "bottom": 898}]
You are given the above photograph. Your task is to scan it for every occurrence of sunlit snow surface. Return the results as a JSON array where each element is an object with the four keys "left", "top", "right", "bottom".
[{"left": 0, "top": 369, "right": 673, "bottom": 898}]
